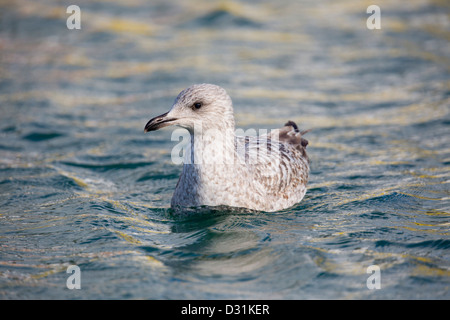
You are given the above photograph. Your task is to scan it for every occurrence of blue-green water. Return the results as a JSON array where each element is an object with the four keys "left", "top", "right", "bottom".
[{"left": 1, "top": 0, "right": 449, "bottom": 299}]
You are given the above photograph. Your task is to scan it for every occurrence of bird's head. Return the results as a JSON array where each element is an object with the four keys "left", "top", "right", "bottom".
[{"left": 144, "top": 84, "right": 235, "bottom": 134}]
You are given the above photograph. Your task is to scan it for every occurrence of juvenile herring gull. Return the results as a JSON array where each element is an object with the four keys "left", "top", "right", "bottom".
[{"left": 144, "top": 84, "right": 310, "bottom": 212}]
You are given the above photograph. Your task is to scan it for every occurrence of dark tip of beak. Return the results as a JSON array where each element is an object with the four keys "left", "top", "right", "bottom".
[{"left": 144, "top": 112, "right": 176, "bottom": 132}]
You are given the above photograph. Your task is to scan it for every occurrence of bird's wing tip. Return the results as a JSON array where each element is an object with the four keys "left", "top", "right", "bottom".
[{"left": 279, "top": 120, "right": 310, "bottom": 149}]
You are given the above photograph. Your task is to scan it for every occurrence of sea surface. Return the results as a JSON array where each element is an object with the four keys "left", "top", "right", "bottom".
[{"left": 0, "top": 0, "right": 449, "bottom": 299}]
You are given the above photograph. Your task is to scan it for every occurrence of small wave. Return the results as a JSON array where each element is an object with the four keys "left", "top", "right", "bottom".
[
  {"left": 23, "top": 132, "right": 64, "bottom": 141},
  {"left": 60, "top": 160, "right": 155, "bottom": 172},
  {"left": 179, "top": 8, "right": 261, "bottom": 29}
]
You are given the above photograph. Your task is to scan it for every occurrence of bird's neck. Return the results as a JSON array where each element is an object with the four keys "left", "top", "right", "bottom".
[
  {"left": 186, "top": 124, "right": 236, "bottom": 166},
  {"left": 178, "top": 124, "right": 239, "bottom": 204}
]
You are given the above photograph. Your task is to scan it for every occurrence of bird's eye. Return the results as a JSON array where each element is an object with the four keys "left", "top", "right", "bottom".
[{"left": 193, "top": 102, "right": 202, "bottom": 109}]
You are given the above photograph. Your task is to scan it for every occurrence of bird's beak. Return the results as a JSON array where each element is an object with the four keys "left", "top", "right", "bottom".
[{"left": 144, "top": 112, "right": 177, "bottom": 132}]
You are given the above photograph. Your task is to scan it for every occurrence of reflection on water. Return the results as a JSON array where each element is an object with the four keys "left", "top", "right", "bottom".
[{"left": 0, "top": 0, "right": 449, "bottom": 299}]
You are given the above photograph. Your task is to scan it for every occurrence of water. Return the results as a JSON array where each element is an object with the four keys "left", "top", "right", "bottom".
[{"left": 0, "top": 0, "right": 449, "bottom": 299}]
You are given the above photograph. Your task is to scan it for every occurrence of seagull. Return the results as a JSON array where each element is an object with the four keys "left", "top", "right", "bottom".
[{"left": 144, "top": 84, "right": 310, "bottom": 212}]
